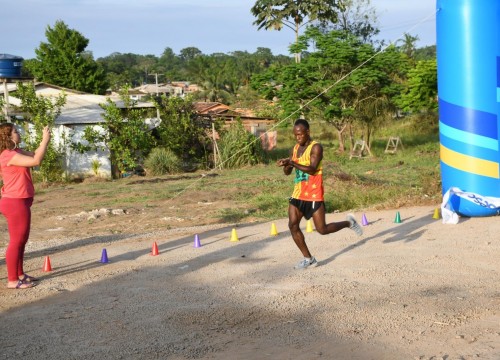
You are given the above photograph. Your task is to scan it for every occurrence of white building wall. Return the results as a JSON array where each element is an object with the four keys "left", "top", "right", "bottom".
[{"left": 54, "top": 124, "right": 112, "bottom": 179}]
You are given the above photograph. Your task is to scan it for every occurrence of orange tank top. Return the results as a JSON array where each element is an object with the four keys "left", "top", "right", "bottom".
[{"left": 291, "top": 141, "right": 324, "bottom": 201}]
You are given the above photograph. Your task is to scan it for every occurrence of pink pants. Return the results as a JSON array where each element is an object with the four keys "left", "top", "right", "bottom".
[{"left": 0, "top": 197, "right": 33, "bottom": 281}]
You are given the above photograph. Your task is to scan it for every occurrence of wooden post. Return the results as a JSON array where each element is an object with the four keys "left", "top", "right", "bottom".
[
  {"left": 212, "top": 122, "right": 220, "bottom": 169},
  {"left": 3, "top": 78, "right": 10, "bottom": 122},
  {"left": 385, "top": 137, "right": 404, "bottom": 154},
  {"left": 350, "top": 139, "right": 372, "bottom": 159}
]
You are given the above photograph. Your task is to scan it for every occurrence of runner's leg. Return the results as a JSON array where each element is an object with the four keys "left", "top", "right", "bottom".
[
  {"left": 288, "top": 203, "right": 311, "bottom": 258},
  {"left": 312, "top": 203, "right": 350, "bottom": 235}
]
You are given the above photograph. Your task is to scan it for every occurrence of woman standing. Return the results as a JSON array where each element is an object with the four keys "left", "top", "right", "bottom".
[{"left": 0, "top": 123, "right": 51, "bottom": 289}]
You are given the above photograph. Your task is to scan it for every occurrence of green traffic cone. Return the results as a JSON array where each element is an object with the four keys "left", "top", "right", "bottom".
[{"left": 394, "top": 211, "right": 401, "bottom": 223}]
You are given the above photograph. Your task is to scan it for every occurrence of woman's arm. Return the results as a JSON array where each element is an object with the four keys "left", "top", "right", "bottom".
[
  {"left": 7, "top": 126, "right": 51, "bottom": 168},
  {"left": 17, "top": 149, "right": 35, "bottom": 156}
]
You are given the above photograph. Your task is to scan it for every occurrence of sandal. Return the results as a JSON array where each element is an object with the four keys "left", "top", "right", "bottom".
[
  {"left": 7, "top": 280, "right": 36, "bottom": 289},
  {"left": 20, "top": 274, "right": 39, "bottom": 283}
]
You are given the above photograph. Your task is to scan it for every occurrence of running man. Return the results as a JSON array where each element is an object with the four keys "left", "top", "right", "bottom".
[{"left": 277, "top": 119, "right": 363, "bottom": 269}]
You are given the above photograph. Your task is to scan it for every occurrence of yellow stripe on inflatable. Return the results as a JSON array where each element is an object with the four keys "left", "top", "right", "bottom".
[{"left": 440, "top": 144, "right": 499, "bottom": 179}]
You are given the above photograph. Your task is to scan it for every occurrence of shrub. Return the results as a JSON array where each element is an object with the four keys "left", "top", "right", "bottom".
[
  {"left": 144, "top": 147, "right": 181, "bottom": 176},
  {"left": 410, "top": 112, "right": 439, "bottom": 135},
  {"left": 217, "top": 120, "right": 267, "bottom": 169},
  {"left": 91, "top": 159, "right": 101, "bottom": 176}
]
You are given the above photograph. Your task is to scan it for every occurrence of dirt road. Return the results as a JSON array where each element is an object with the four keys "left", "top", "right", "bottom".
[{"left": 0, "top": 206, "right": 499, "bottom": 359}]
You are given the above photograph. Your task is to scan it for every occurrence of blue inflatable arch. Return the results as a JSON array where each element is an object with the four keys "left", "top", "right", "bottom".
[{"left": 437, "top": 0, "right": 500, "bottom": 216}]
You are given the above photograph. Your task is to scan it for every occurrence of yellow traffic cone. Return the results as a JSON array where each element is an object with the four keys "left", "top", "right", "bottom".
[
  {"left": 433, "top": 208, "right": 440, "bottom": 219},
  {"left": 230, "top": 228, "right": 239, "bottom": 242},
  {"left": 270, "top": 223, "right": 278, "bottom": 236},
  {"left": 306, "top": 219, "right": 314, "bottom": 233}
]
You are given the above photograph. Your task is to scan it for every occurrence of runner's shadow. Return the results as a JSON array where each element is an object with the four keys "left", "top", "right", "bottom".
[
  {"left": 364, "top": 218, "right": 382, "bottom": 226},
  {"left": 1, "top": 220, "right": 270, "bottom": 267},
  {"left": 320, "top": 214, "right": 434, "bottom": 266},
  {"left": 0, "top": 233, "right": 133, "bottom": 267}
]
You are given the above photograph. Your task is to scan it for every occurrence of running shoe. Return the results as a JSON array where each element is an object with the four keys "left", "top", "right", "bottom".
[
  {"left": 294, "top": 256, "right": 318, "bottom": 269},
  {"left": 347, "top": 214, "right": 363, "bottom": 236}
]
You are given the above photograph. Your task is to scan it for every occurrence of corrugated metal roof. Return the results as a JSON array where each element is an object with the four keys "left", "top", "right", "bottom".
[
  {"left": 2, "top": 81, "right": 155, "bottom": 125},
  {"left": 135, "top": 84, "right": 175, "bottom": 93},
  {"left": 57, "top": 96, "right": 155, "bottom": 125},
  {"left": 8, "top": 92, "right": 110, "bottom": 125},
  {"left": 56, "top": 105, "right": 105, "bottom": 125}
]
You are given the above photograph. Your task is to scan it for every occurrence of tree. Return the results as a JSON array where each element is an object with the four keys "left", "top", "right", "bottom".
[
  {"left": 324, "top": 0, "right": 379, "bottom": 43},
  {"left": 74, "top": 88, "right": 156, "bottom": 179},
  {"left": 396, "top": 59, "right": 437, "bottom": 113},
  {"left": 251, "top": 0, "right": 342, "bottom": 62},
  {"left": 156, "top": 47, "right": 186, "bottom": 81},
  {"left": 396, "top": 33, "right": 420, "bottom": 60},
  {"left": 217, "top": 119, "right": 266, "bottom": 169},
  {"left": 15, "top": 82, "right": 67, "bottom": 182},
  {"left": 96, "top": 48, "right": 292, "bottom": 96},
  {"left": 254, "top": 47, "right": 274, "bottom": 68},
  {"left": 253, "top": 27, "right": 408, "bottom": 151},
  {"left": 98, "top": 52, "right": 162, "bottom": 89},
  {"left": 187, "top": 54, "right": 234, "bottom": 103},
  {"left": 154, "top": 96, "right": 217, "bottom": 168},
  {"left": 179, "top": 47, "right": 203, "bottom": 62},
  {"left": 26, "top": 21, "right": 108, "bottom": 94},
  {"left": 414, "top": 45, "right": 436, "bottom": 61}
]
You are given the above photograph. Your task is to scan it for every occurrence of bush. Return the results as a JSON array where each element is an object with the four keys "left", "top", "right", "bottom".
[
  {"left": 217, "top": 120, "right": 267, "bottom": 169},
  {"left": 410, "top": 112, "right": 439, "bottom": 135},
  {"left": 144, "top": 147, "right": 181, "bottom": 176}
]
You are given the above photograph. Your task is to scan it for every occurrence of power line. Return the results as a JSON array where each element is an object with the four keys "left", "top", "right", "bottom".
[{"left": 120, "top": 9, "right": 439, "bottom": 234}]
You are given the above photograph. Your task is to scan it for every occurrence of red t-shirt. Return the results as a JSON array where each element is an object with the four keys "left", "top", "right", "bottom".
[{"left": 0, "top": 149, "right": 34, "bottom": 198}]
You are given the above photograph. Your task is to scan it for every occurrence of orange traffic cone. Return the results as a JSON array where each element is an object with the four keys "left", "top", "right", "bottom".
[
  {"left": 42, "top": 256, "right": 52, "bottom": 272},
  {"left": 151, "top": 242, "right": 159, "bottom": 256}
]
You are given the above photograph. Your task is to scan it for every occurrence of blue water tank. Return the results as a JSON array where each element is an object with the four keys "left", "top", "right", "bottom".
[{"left": 0, "top": 54, "right": 24, "bottom": 78}]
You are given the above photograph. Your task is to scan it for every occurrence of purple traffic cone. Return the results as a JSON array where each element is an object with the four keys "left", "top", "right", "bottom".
[
  {"left": 361, "top": 213, "right": 369, "bottom": 226},
  {"left": 100, "top": 248, "right": 109, "bottom": 263},
  {"left": 194, "top": 234, "right": 202, "bottom": 248}
]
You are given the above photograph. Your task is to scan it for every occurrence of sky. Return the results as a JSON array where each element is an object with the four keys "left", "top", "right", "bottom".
[{"left": 2, "top": 0, "right": 436, "bottom": 60}]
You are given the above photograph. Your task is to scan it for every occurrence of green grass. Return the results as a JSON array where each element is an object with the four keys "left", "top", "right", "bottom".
[{"left": 35, "top": 115, "right": 441, "bottom": 223}]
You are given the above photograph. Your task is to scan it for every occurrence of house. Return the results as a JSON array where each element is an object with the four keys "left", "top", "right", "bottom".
[
  {"left": 129, "top": 82, "right": 190, "bottom": 100},
  {"left": 1, "top": 82, "right": 277, "bottom": 180},
  {"left": 170, "top": 81, "right": 200, "bottom": 96},
  {"left": 127, "top": 88, "right": 147, "bottom": 101},
  {"left": 126, "top": 82, "right": 201, "bottom": 102},
  {"left": 193, "top": 101, "right": 277, "bottom": 150},
  {"left": 2, "top": 82, "right": 156, "bottom": 179}
]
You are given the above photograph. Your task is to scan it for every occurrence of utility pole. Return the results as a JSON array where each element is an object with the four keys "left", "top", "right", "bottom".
[
  {"left": 148, "top": 73, "right": 164, "bottom": 123},
  {"left": 148, "top": 73, "right": 164, "bottom": 96}
]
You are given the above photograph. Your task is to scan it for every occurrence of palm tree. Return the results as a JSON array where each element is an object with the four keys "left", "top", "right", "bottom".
[{"left": 396, "top": 33, "right": 420, "bottom": 60}]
